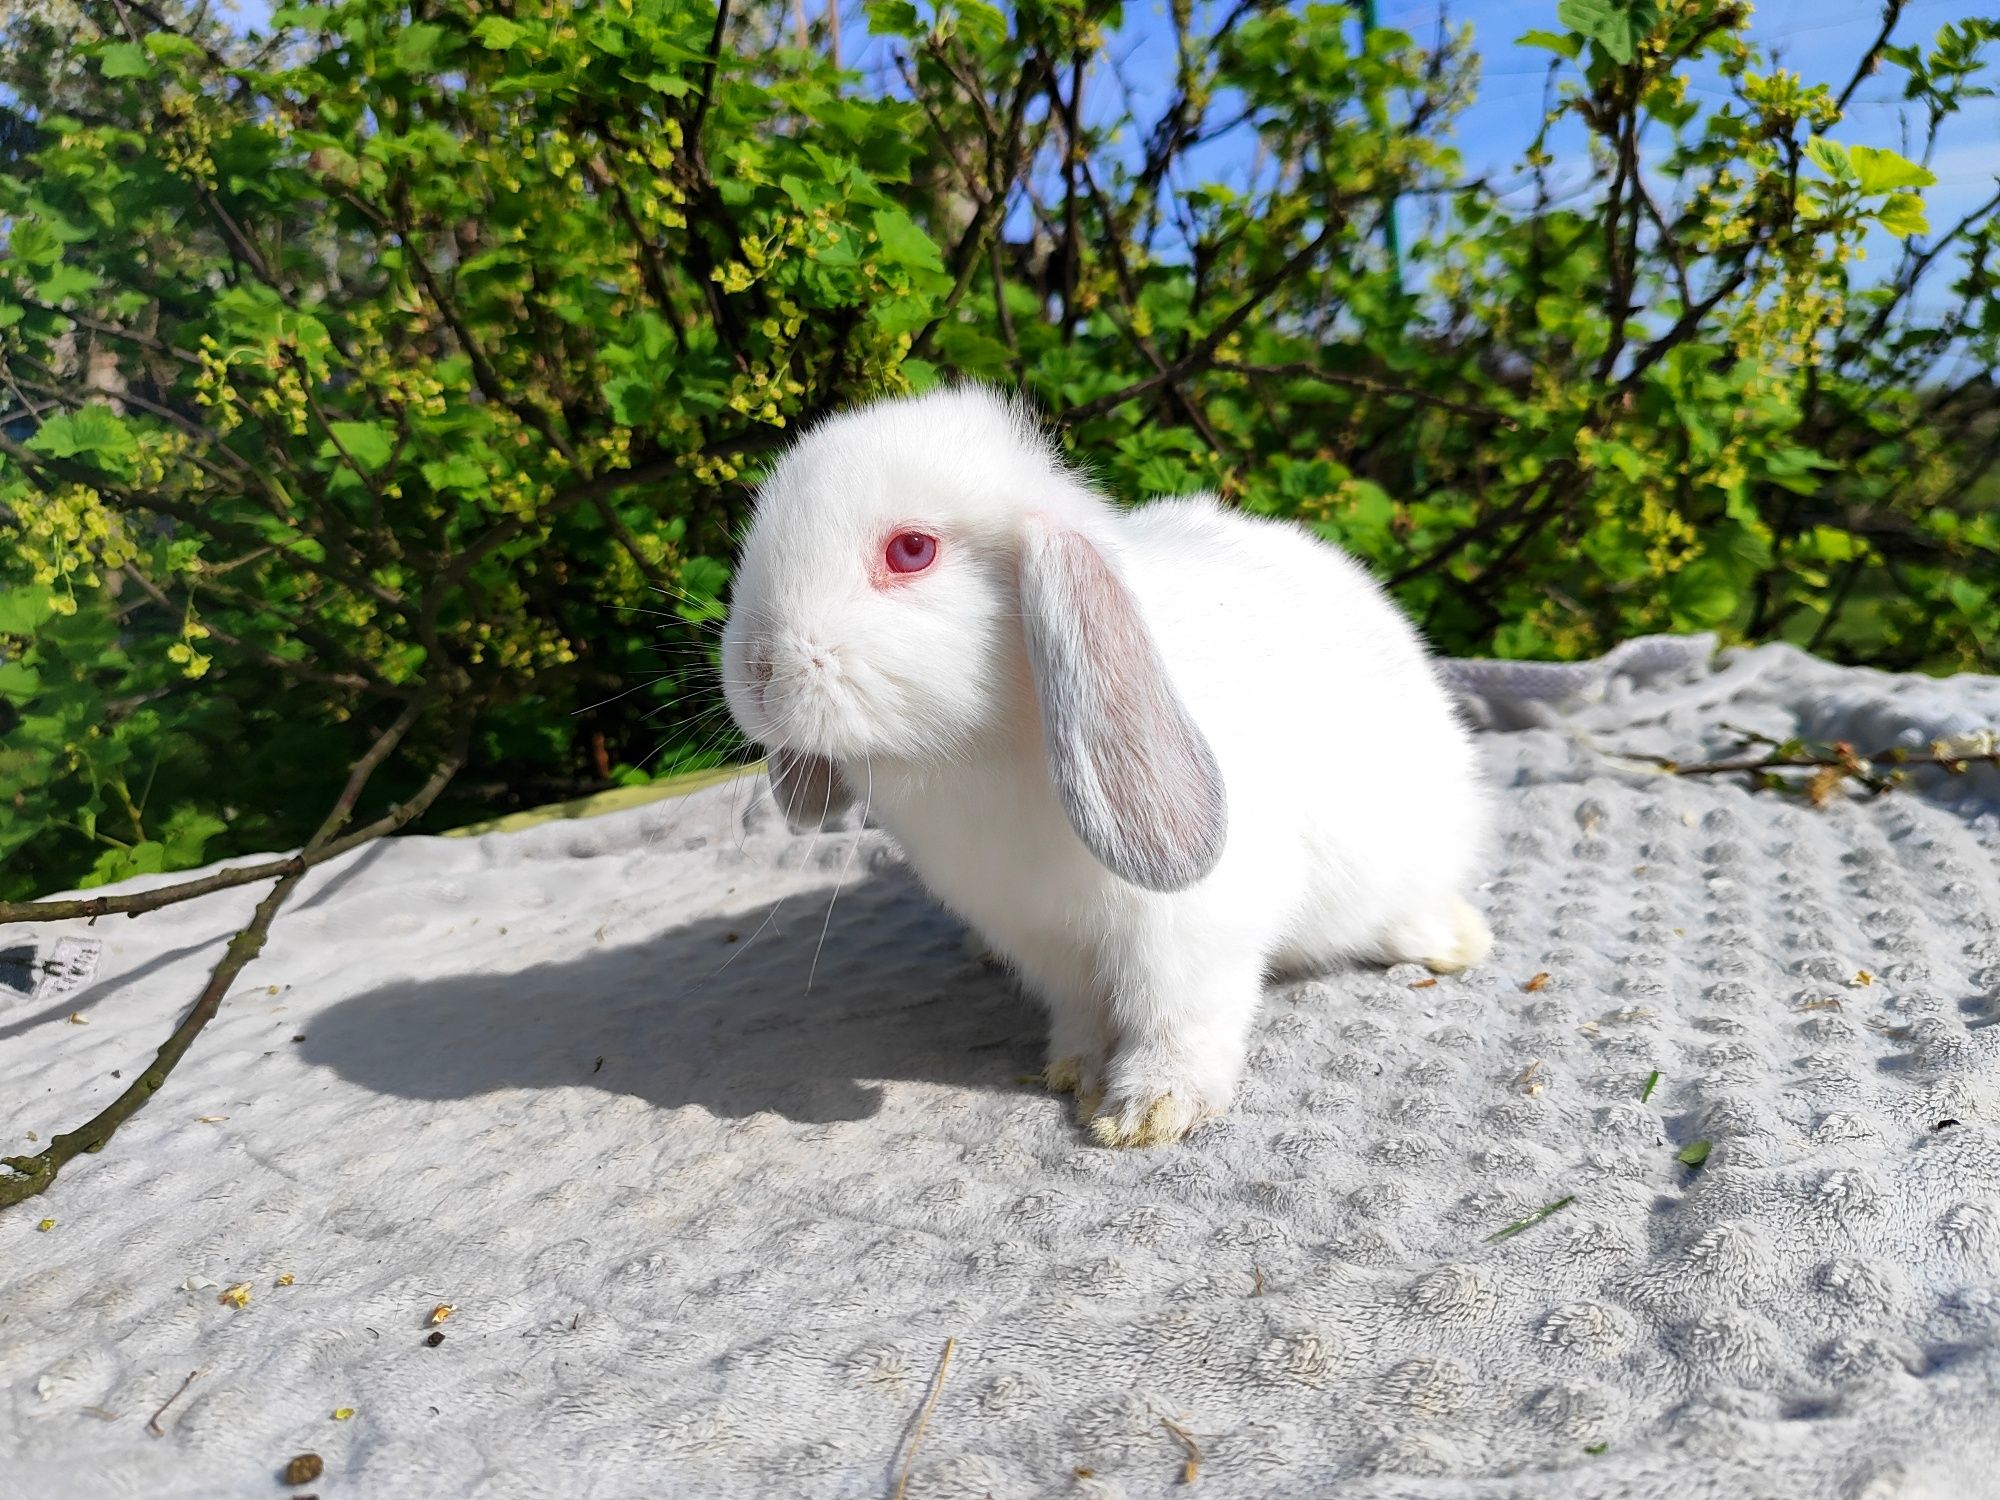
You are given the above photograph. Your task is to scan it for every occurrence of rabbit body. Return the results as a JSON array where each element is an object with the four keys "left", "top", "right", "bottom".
[{"left": 722, "top": 387, "right": 1490, "bottom": 1145}]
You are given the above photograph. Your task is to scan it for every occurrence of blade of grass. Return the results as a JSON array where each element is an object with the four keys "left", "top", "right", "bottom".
[{"left": 1485, "top": 1194, "right": 1576, "bottom": 1243}]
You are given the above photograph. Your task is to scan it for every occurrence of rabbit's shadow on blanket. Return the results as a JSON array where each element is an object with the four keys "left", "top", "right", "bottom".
[{"left": 300, "top": 864, "right": 1043, "bottom": 1125}]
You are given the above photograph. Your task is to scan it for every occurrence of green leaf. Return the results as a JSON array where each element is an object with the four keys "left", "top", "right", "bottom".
[
  {"left": 421, "top": 456, "right": 488, "bottom": 493},
  {"left": 0, "top": 590, "right": 53, "bottom": 636},
  {"left": 871, "top": 207, "right": 946, "bottom": 275},
  {"left": 1676, "top": 1139, "right": 1711, "bottom": 1168},
  {"left": 0, "top": 660, "right": 42, "bottom": 699},
  {"left": 603, "top": 375, "right": 652, "bottom": 427},
  {"left": 1804, "top": 135, "right": 1854, "bottom": 182},
  {"left": 393, "top": 23, "right": 449, "bottom": 72},
  {"left": 325, "top": 421, "right": 393, "bottom": 471},
  {"left": 25, "top": 406, "right": 136, "bottom": 464},
  {"left": 99, "top": 43, "right": 155, "bottom": 79},
  {"left": 161, "top": 809, "right": 228, "bottom": 868},
  {"left": 1516, "top": 28, "right": 1583, "bottom": 60},
  {"left": 1876, "top": 193, "right": 1930, "bottom": 237},
  {"left": 1554, "top": 0, "right": 1656, "bottom": 66},
  {"left": 144, "top": 33, "right": 209, "bottom": 61},
  {"left": 1667, "top": 559, "right": 1739, "bottom": 629},
  {"left": 1848, "top": 144, "right": 1936, "bottom": 193},
  {"left": 471, "top": 16, "right": 529, "bottom": 49},
  {"left": 863, "top": 0, "right": 923, "bottom": 37},
  {"left": 34, "top": 264, "right": 101, "bottom": 303}
]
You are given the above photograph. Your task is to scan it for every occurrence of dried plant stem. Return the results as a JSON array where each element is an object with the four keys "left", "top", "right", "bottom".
[
  {"left": 1624, "top": 729, "right": 2000, "bottom": 803},
  {"left": 1160, "top": 1417, "right": 1203, "bottom": 1483},
  {"left": 1649, "top": 746, "right": 2000, "bottom": 778},
  {"left": 0, "top": 720, "right": 467, "bottom": 1210},
  {"left": 892, "top": 1337, "right": 957, "bottom": 1500}
]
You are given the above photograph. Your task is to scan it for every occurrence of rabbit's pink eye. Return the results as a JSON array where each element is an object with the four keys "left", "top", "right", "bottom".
[{"left": 885, "top": 531, "right": 938, "bottom": 575}]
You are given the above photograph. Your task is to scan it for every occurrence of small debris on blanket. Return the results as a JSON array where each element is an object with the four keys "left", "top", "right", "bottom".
[
  {"left": 332, "top": 1407, "right": 355, "bottom": 1421},
  {"left": 276, "top": 1273, "right": 294, "bottom": 1287},
  {"left": 1852, "top": 970, "right": 1874, "bottom": 986},
  {"left": 1485, "top": 1196, "right": 1576, "bottom": 1243},
  {"left": 1584, "top": 1442, "right": 1608, "bottom": 1455},
  {"left": 425, "top": 1330, "right": 446, "bottom": 1347},
  {"left": 1250, "top": 1266, "right": 1264, "bottom": 1297},
  {"left": 1797, "top": 997, "right": 1844, "bottom": 1013},
  {"left": 219, "top": 1283, "right": 253, "bottom": 1308},
  {"left": 1523, "top": 972, "right": 1551, "bottom": 992},
  {"left": 281, "top": 1452, "right": 324, "bottom": 1485},
  {"left": 428, "top": 1303, "right": 455, "bottom": 1325},
  {"left": 891, "top": 1337, "right": 956, "bottom": 1500},
  {"left": 67, "top": 1012, "right": 87, "bottom": 1024},
  {"left": 36, "top": 1218, "right": 54, "bottom": 1232},
  {"left": 1409, "top": 977, "right": 1438, "bottom": 990},
  {"left": 1677, "top": 1140, "right": 1712, "bottom": 1169},
  {"left": 1640, "top": 1070, "right": 1661, "bottom": 1102},
  {"left": 148, "top": 1370, "right": 200, "bottom": 1436},
  {"left": 182, "top": 1275, "right": 218, "bottom": 1292},
  {"left": 1160, "top": 1418, "right": 1203, "bottom": 1483},
  {"left": 1514, "top": 1060, "right": 1546, "bottom": 1096},
  {"left": 592, "top": 1056, "right": 605, "bottom": 1073},
  {"left": 196, "top": 1116, "right": 230, "bottom": 1124},
  {"left": 1935, "top": 1119, "right": 1961, "bottom": 1131},
  {"left": 1579, "top": 1007, "right": 1653, "bottom": 1036}
]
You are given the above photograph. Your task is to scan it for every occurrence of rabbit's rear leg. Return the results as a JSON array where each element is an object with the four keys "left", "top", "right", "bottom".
[
  {"left": 1088, "top": 949, "right": 1263, "bottom": 1147},
  {"left": 1373, "top": 896, "right": 1492, "bottom": 974}
]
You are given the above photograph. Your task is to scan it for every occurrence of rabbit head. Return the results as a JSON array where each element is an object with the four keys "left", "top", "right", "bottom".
[{"left": 720, "top": 384, "right": 1225, "bottom": 892}]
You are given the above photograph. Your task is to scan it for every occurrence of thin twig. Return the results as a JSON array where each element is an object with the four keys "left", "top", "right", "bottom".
[
  {"left": 1838, "top": 1, "right": 1906, "bottom": 114},
  {"left": 147, "top": 1371, "right": 201, "bottom": 1437},
  {"left": 690, "top": 0, "right": 733, "bottom": 148},
  {"left": 0, "top": 723, "right": 467, "bottom": 1208},
  {"left": 1, "top": 695, "right": 436, "bottom": 926},
  {"left": 1211, "top": 358, "right": 1514, "bottom": 427},
  {"left": 892, "top": 1336, "right": 957, "bottom": 1500}
]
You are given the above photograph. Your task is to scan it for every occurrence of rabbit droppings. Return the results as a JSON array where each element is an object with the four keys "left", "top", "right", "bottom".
[{"left": 721, "top": 386, "right": 1492, "bottom": 1146}]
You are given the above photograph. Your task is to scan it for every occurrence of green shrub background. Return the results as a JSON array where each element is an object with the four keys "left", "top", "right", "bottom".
[{"left": 3, "top": 0, "right": 1998, "bottom": 901}]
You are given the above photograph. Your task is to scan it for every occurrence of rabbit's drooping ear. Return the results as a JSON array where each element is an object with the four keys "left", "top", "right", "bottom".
[
  {"left": 767, "top": 747, "right": 856, "bottom": 833},
  {"left": 1019, "top": 518, "right": 1227, "bottom": 892}
]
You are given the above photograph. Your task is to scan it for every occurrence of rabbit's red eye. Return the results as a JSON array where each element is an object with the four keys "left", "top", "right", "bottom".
[{"left": 885, "top": 530, "right": 938, "bottom": 575}]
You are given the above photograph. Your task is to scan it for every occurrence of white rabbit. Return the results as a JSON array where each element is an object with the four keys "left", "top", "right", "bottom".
[{"left": 721, "top": 384, "right": 1491, "bottom": 1146}]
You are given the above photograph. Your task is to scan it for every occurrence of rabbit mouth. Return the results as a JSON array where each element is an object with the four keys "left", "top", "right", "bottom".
[{"left": 733, "top": 641, "right": 874, "bottom": 760}]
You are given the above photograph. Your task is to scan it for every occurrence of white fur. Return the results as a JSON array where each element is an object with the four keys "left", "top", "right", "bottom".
[{"left": 721, "top": 385, "right": 1492, "bottom": 1145}]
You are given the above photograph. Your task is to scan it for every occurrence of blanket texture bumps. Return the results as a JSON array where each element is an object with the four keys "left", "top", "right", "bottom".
[{"left": 5, "top": 638, "right": 2000, "bottom": 1500}]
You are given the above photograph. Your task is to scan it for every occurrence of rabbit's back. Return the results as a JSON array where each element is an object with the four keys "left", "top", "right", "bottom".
[{"left": 1118, "top": 495, "right": 1489, "bottom": 933}]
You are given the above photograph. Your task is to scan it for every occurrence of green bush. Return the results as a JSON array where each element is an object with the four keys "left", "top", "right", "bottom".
[{"left": 4, "top": 0, "right": 1998, "bottom": 901}]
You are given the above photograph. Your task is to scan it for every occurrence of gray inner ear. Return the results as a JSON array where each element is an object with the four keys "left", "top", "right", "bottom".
[
  {"left": 767, "top": 748, "right": 855, "bottom": 833},
  {"left": 1019, "top": 523, "right": 1227, "bottom": 892}
]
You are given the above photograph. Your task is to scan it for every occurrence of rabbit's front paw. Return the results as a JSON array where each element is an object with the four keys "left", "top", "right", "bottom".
[{"left": 1085, "top": 1052, "right": 1233, "bottom": 1148}]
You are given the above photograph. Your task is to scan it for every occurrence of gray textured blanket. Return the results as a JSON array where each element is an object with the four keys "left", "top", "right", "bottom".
[{"left": 5, "top": 639, "right": 2000, "bottom": 1499}]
